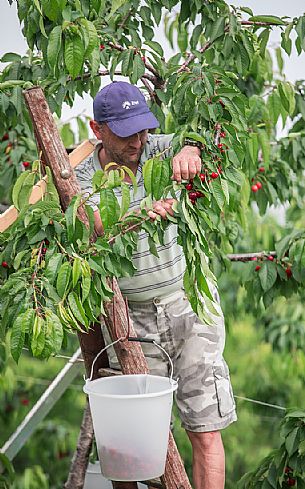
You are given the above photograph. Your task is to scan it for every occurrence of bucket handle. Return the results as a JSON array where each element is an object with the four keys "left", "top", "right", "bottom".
[
  {"left": 128, "top": 337, "right": 174, "bottom": 384},
  {"left": 86, "top": 336, "right": 175, "bottom": 385}
]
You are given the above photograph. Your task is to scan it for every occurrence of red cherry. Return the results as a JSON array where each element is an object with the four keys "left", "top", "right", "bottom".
[
  {"left": 220, "top": 131, "right": 226, "bottom": 138},
  {"left": 287, "top": 479, "right": 296, "bottom": 487},
  {"left": 21, "top": 398, "right": 29, "bottom": 406},
  {"left": 185, "top": 183, "right": 193, "bottom": 190},
  {"left": 256, "top": 181, "right": 262, "bottom": 189},
  {"left": 211, "top": 172, "right": 219, "bottom": 179},
  {"left": 255, "top": 265, "right": 261, "bottom": 271},
  {"left": 190, "top": 199, "right": 196, "bottom": 205},
  {"left": 251, "top": 184, "right": 258, "bottom": 193},
  {"left": 188, "top": 192, "right": 198, "bottom": 200},
  {"left": 42, "top": 247, "right": 47, "bottom": 254},
  {"left": 1, "top": 261, "right": 8, "bottom": 268},
  {"left": 199, "top": 173, "right": 206, "bottom": 181},
  {"left": 259, "top": 167, "right": 265, "bottom": 173},
  {"left": 285, "top": 267, "right": 292, "bottom": 278},
  {"left": 251, "top": 257, "right": 257, "bottom": 261},
  {"left": 195, "top": 191, "right": 204, "bottom": 198},
  {"left": 100, "top": 44, "right": 105, "bottom": 50},
  {"left": 2, "top": 133, "right": 9, "bottom": 141},
  {"left": 44, "top": 239, "right": 49, "bottom": 245},
  {"left": 217, "top": 143, "right": 223, "bottom": 149},
  {"left": 267, "top": 256, "right": 274, "bottom": 261},
  {"left": 141, "top": 56, "right": 146, "bottom": 62},
  {"left": 23, "top": 161, "right": 30, "bottom": 168}
]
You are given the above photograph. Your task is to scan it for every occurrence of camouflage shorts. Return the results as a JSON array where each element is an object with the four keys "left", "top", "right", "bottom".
[{"left": 102, "top": 289, "right": 237, "bottom": 433}]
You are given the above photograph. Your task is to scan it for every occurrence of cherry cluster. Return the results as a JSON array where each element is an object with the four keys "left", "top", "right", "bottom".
[
  {"left": 252, "top": 255, "right": 292, "bottom": 278},
  {"left": 251, "top": 167, "right": 265, "bottom": 193},
  {"left": 284, "top": 466, "right": 296, "bottom": 486},
  {"left": 2, "top": 132, "right": 30, "bottom": 168}
]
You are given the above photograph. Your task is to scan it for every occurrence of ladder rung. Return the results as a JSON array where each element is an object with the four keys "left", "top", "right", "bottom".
[
  {"left": 139, "top": 478, "right": 164, "bottom": 488},
  {"left": 98, "top": 367, "right": 122, "bottom": 377}
]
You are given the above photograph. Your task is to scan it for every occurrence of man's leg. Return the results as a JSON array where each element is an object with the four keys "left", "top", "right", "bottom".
[{"left": 186, "top": 430, "right": 225, "bottom": 489}]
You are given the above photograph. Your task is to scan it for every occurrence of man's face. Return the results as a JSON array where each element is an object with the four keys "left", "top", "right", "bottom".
[{"left": 92, "top": 121, "right": 148, "bottom": 166}]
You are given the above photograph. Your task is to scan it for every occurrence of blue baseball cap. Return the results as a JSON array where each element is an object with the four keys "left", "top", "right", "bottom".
[{"left": 93, "top": 81, "right": 159, "bottom": 137}]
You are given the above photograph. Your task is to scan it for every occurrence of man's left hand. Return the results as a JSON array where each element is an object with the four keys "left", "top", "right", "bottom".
[{"left": 172, "top": 145, "right": 202, "bottom": 183}]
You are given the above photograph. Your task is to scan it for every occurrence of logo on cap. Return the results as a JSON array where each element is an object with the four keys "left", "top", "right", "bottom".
[{"left": 122, "top": 100, "right": 140, "bottom": 110}]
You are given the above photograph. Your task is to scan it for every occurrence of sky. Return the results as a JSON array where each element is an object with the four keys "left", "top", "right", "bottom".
[{"left": 1, "top": 0, "right": 305, "bottom": 126}]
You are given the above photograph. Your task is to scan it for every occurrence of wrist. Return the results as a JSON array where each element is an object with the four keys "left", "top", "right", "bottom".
[{"left": 182, "top": 144, "right": 201, "bottom": 155}]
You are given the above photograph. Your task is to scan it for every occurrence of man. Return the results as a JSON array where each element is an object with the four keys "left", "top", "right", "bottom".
[{"left": 75, "top": 81, "right": 237, "bottom": 489}]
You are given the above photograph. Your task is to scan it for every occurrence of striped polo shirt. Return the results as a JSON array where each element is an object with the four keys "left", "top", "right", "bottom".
[{"left": 75, "top": 134, "right": 186, "bottom": 301}]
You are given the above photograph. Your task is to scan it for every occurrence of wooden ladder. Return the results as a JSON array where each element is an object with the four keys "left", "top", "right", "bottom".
[{"left": 1, "top": 87, "right": 192, "bottom": 489}]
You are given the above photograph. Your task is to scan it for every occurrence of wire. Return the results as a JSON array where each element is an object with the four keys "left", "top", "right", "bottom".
[
  {"left": 234, "top": 395, "right": 286, "bottom": 411},
  {"left": 21, "top": 349, "right": 288, "bottom": 411}
]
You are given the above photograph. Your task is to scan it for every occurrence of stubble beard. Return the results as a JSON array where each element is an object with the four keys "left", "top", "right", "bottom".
[{"left": 105, "top": 145, "right": 145, "bottom": 167}]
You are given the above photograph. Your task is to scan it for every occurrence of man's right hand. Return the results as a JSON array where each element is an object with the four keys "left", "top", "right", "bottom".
[
  {"left": 94, "top": 198, "right": 176, "bottom": 234},
  {"left": 147, "top": 198, "right": 176, "bottom": 220}
]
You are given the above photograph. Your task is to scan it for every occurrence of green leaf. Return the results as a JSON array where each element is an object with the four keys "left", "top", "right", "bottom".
[
  {"left": 258, "top": 130, "right": 270, "bottom": 167},
  {"left": 60, "top": 123, "right": 75, "bottom": 147},
  {"left": 56, "top": 261, "right": 72, "bottom": 298},
  {"left": 105, "top": 0, "right": 125, "bottom": 20},
  {"left": 225, "top": 167, "right": 244, "bottom": 186},
  {"left": 248, "top": 15, "right": 286, "bottom": 25},
  {"left": 0, "top": 52, "right": 21, "bottom": 62},
  {"left": 99, "top": 188, "right": 120, "bottom": 231},
  {"left": 209, "top": 16, "right": 226, "bottom": 43},
  {"left": 68, "top": 292, "right": 89, "bottom": 328},
  {"left": 80, "top": 18, "right": 98, "bottom": 57},
  {"left": 41, "top": 0, "right": 65, "bottom": 21},
  {"left": 45, "top": 253, "right": 63, "bottom": 284},
  {"left": 258, "top": 261, "right": 277, "bottom": 291},
  {"left": 220, "top": 179, "right": 230, "bottom": 205},
  {"left": 247, "top": 132, "right": 259, "bottom": 167},
  {"left": 143, "top": 157, "right": 154, "bottom": 195},
  {"left": 285, "top": 427, "right": 300, "bottom": 456},
  {"left": 145, "top": 40, "right": 164, "bottom": 57},
  {"left": 12, "top": 172, "right": 32, "bottom": 211},
  {"left": 121, "top": 166, "right": 138, "bottom": 196},
  {"left": 120, "top": 49, "right": 134, "bottom": 76},
  {"left": 47, "top": 25, "right": 62, "bottom": 73},
  {"left": 120, "top": 182, "right": 131, "bottom": 219},
  {"left": 267, "top": 91, "right": 281, "bottom": 126},
  {"left": 278, "top": 81, "right": 295, "bottom": 115},
  {"left": 33, "top": 0, "right": 43, "bottom": 15},
  {"left": 64, "top": 34, "right": 85, "bottom": 78},
  {"left": 130, "top": 54, "right": 145, "bottom": 84},
  {"left": 259, "top": 29, "right": 270, "bottom": 57},
  {"left": 72, "top": 257, "right": 82, "bottom": 287},
  {"left": 44, "top": 309, "right": 64, "bottom": 356},
  {"left": 31, "top": 315, "right": 46, "bottom": 357},
  {"left": 211, "top": 179, "right": 225, "bottom": 210},
  {"left": 177, "top": 23, "right": 188, "bottom": 52},
  {"left": 10, "top": 314, "right": 26, "bottom": 363}
]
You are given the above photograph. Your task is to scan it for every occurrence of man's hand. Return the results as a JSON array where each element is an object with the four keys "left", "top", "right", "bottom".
[
  {"left": 147, "top": 198, "right": 176, "bottom": 220},
  {"left": 172, "top": 145, "right": 202, "bottom": 183}
]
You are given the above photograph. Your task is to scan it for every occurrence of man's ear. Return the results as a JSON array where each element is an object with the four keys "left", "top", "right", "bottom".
[{"left": 90, "top": 120, "right": 103, "bottom": 140}]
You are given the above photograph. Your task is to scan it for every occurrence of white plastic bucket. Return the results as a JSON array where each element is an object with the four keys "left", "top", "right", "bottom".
[{"left": 83, "top": 374, "right": 178, "bottom": 482}]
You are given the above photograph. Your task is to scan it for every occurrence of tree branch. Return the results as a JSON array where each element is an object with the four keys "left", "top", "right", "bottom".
[
  {"left": 228, "top": 251, "right": 277, "bottom": 262},
  {"left": 71, "top": 70, "right": 156, "bottom": 84}
]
